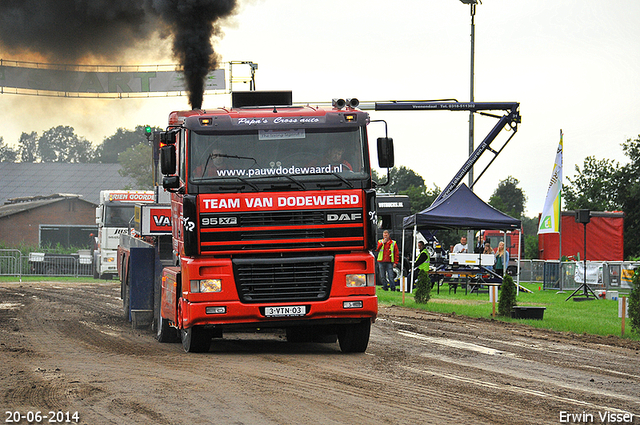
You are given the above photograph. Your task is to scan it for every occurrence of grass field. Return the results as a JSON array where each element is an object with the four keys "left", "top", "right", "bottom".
[{"left": 377, "top": 281, "right": 640, "bottom": 341}]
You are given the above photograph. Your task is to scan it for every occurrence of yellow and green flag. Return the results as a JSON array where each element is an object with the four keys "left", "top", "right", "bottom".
[{"left": 538, "top": 130, "right": 563, "bottom": 234}]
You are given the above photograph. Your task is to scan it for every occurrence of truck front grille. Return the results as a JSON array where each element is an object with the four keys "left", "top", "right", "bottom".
[
  {"left": 199, "top": 208, "right": 364, "bottom": 253},
  {"left": 232, "top": 256, "right": 333, "bottom": 303}
]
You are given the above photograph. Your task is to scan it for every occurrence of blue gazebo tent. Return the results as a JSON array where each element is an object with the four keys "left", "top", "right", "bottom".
[{"left": 401, "top": 183, "right": 522, "bottom": 291}]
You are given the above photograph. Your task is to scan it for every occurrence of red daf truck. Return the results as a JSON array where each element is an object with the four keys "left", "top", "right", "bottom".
[{"left": 119, "top": 92, "right": 394, "bottom": 353}]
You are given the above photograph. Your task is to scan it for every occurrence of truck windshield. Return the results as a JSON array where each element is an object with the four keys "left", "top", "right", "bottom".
[
  {"left": 189, "top": 127, "right": 367, "bottom": 182},
  {"left": 104, "top": 205, "right": 135, "bottom": 227}
]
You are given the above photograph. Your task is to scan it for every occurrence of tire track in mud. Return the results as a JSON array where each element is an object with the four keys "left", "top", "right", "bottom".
[
  {"left": 0, "top": 282, "right": 171, "bottom": 422},
  {"left": 397, "top": 328, "right": 640, "bottom": 406},
  {"left": 366, "top": 328, "right": 554, "bottom": 424},
  {"left": 373, "top": 312, "right": 640, "bottom": 422},
  {"left": 6, "top": 282, "right": 155, "bottom": 357},
  {"left": 212, "top": 338, "right": 538, "bottom": 425},
  {"left": 379, "top": 310, "right": 640, "bottom": 384}
]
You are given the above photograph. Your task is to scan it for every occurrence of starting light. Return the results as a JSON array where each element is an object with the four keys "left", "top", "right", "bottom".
[{"left": 144, "top": 125, "right": 152, "bottom": 135}]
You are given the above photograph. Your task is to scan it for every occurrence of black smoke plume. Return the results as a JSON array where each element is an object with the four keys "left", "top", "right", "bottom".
[
  {"left": 152, "top": 0, "right": 237, "bottom": 109},
  {"left": 0, "top": 0, "right": 237, "bottom": 109}
]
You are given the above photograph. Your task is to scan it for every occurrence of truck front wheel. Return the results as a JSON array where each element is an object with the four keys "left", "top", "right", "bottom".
[
  {"left": 181, "top": 326, "right": 211, "bottom": 353},
  {"left": 157, "top": 314, "right": 179, "bottom": 343},
  {"left": 337, "top": 320, "right": 371, "bottom": 353}
]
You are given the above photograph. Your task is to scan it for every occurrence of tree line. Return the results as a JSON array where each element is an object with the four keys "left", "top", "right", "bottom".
[
  {"left": 0, "top": 125, "right": 159, "bottom": 188},
  {"left": 563, "top": 135, "right": 640, "bottom": 259}
]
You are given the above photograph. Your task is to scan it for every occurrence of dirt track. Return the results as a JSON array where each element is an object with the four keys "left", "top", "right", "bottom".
[{"left": 1, "top": 280, "right": 639, "bottom": 425}]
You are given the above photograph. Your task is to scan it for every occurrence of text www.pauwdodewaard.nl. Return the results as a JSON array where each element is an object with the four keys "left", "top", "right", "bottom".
[{"left": 215, "top": 164, "right": 344, "bottom": 178}]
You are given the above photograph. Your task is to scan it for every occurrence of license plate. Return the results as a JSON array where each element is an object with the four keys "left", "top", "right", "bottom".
[{"left": 264, "top": 305, "right": 306, "bottom": 317}]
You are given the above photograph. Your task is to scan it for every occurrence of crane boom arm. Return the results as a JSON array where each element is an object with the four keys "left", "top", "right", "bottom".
[{"left": 372, "top": 101, "right": 521, "bottom": 203}]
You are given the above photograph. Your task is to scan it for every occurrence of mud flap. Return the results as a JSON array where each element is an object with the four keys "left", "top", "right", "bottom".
[
  {"left": 131, "top": 309, "right": 153, "bottom": 329},
  {"left": 128, "top": 247, "right": 155, "bottom": 327}
]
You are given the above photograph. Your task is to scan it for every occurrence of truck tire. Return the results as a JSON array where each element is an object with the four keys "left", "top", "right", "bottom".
[
  {"left": 157, "top": 314, "right": 179, "bottom": 343},
  {"left": 122, "top": 282, "right": 130, "bottom": 321},
  {"left": 337, "top": 320, "right": 371, "bottom": 353},
  {"left": 122, "top": 268, "right": 130, "bottom": 321},
  {"left": 93, "top": 251, "right": 100, "bottom": 279},
  {"left": 181, "top": 326, "right": 211, "bottom": 353}
]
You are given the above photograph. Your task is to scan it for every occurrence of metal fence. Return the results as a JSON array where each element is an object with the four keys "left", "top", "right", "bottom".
[
  {"left": 518, "top": 259, "right": 546, "bottom": 283},
  {"left": 0, "top": 249, "right": 22, "bottom": 277},
  {"left": 517, "top": 259, "right": 639, "bottom": 291},
  {"left": 2, "top": 249, "right": 638, "bottom": 287},
  {"left": 0, "top": 249, "right": 93, "bottom": 278}
]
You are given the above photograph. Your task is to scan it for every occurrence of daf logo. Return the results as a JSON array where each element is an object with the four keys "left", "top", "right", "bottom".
[{"left": 327, "top": 213, "right": 362, "bottom": 222}]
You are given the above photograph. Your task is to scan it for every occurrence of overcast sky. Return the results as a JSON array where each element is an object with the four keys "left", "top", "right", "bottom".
[{"left": 1, "top": 0, "right": 639, "bottom": 217}]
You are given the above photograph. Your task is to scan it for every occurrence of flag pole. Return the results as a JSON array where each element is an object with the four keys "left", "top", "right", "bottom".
[
  {"left": 558, "top": 129, "right": 563, "bottom": 289},
  {"left": 538, "top": 128, "right": 563, "bottom": 289}
]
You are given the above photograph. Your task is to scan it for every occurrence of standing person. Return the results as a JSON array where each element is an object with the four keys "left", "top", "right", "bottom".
[
  {"left": 376, "top": 230, "right": 399, "bottom": 291},
  {"left": 483, "top": 241, "right": 494, "bottom": 271},
  {"left": 494, "top": 241, "right": 510, "bottom": 276},
  {"left": 453, "top": 236, "right": 468, "bottom": 253},
  {"left": 413, "top": 240, "right": 431, "bottom": 275}
]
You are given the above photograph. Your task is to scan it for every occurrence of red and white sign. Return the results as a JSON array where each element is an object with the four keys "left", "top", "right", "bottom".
[
  {"left": 199, "top": 190, "right": 362, "bottom": 212},
  {"left": 107, "top": 191, "right": 155, "bottom": 203},
  {"left": 138, "top": 205, "right": 172, "bottom": 235}
]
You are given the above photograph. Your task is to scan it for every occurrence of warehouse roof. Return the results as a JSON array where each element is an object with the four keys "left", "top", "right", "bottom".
[
  {"left": 0, "top": 163, "right": 138, "bottom": 206},
  {"left": 0, "top": 194, "right": 96, "bottom": 219}
]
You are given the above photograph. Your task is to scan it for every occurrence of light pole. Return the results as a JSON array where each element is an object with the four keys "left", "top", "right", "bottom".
[{"left": 460, "top": 0, "right": 478, "bottom": 248}]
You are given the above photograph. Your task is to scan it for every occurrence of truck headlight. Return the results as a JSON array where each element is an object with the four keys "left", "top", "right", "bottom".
[
  {"left": 105, "top": 256, "right": 115, "bottom": 263},
  {"left": 346, "top": 274, "right": 376, "bottom": 287},
  {"left": 346, "top": 274, "right": 366, "bottom": 287},
  {"left": 190, "top": 279, "right": 222, "bottom": 293}
]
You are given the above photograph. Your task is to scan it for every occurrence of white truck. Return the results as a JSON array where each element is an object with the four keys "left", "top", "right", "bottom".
[{"left": 93, "top": 190, "right": 154, "bottom": 279}]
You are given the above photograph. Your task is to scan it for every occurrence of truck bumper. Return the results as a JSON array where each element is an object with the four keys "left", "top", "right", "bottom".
[{"left": 179, "top": 295, "right": 377, "bottom": 330}]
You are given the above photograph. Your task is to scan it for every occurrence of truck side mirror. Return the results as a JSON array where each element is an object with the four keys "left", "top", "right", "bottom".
[
  {"left": 377, "top": 137, "right": 394, "bottom": 168},
  {"left": 163, "top": 175, "right": 181, "bottom": 190},
  {"left": 160, "top": 145, "right": 176, "bottom": 175}
]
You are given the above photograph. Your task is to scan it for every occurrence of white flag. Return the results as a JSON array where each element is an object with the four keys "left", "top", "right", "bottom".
[{"left": 538, "top": 130, "right": 563, "bottom": 234}]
